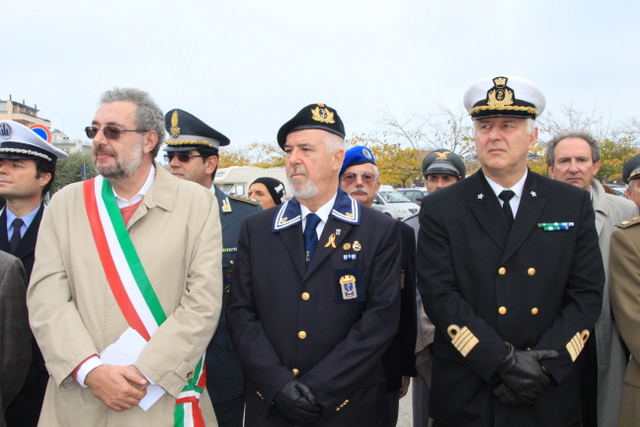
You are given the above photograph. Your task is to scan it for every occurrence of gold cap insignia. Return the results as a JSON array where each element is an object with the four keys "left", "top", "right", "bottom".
[
  {"left": 311, "top": 105, "right": 335, "bottom": 124},
  {"left": 170, "top": 110, "right": 181, "bottom": 139},
  {"left": 487, "top": 76, "right": 514, "bottom": 107},
  {"left": 339, "top": 275, "right": 357, "bottom": 300},
  {"left": 435, "top": 151, "right": 451, "bottom": 161},
  {"left": 448, "top": 324, "right": 479, "bottom": 357}
]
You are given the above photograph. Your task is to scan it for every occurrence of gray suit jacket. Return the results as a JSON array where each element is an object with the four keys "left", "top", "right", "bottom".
[
  {"left": 591, "top": 179, "right": 637, "bottom": 427},
  {"left": 0, "top": 251, "right": 31, "bottom": 427}
]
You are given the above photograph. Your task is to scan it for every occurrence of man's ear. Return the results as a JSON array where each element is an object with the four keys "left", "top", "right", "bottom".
[
  {"left": 205, "top": 156, "right": 219, "bottom": 175},
  {"left": 143, "top": 131, "right": 159, "bottom": 154}
]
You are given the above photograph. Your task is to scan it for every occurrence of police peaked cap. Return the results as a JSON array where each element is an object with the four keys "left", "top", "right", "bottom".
[
  {"left": 164, "top": 109, "right": 230, "bottom": 152},
  {"left": 464, "top": 76, "right": 546, "bottom": 120},
  {"left": 421, "top": 149, "right": 465, "bottom": 179},
  {"left": 0, "top": 120, "right": 68, "bottom": 164},
  {"left": 623, "top": 153, "right": 640, "bottom": 184},
  {"left": 277, "top": 103, "right": 345, "bottom": 149}
]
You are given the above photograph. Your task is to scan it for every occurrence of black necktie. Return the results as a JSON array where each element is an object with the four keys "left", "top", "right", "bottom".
[
  {"left": 499, "top": 190, "right": 515, "bottom": 228},
  {"left": 9, "top": 218, "right": 24, "bottom": 254},
  {"left": 304, "top": 213, "right": 321, "bottom": 266}
]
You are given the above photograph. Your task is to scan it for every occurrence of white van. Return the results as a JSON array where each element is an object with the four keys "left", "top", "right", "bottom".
[
  {"left": 215, "top": 166, "right": 289, "bottom": 200},
  {"left": 372, "top": 189, "right": 420, "bottom": 220}
]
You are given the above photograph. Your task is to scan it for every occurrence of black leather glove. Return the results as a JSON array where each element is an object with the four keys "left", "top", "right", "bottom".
[
  {"left": 273, "top": 379, "right": 322, "bottom": 425},
  {"left": 493, "top": 342, "right": 558, "bottom": 406}
]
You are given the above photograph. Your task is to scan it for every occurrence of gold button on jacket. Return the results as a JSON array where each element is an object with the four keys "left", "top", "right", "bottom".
[{"left": 298, "top": 331, "right": 307, "bottom": 339}]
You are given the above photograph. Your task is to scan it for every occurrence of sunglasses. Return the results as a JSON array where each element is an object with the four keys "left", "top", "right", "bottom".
[
  {"left": 84, "top": 126, "right": 149, "bottom": 140},
  {"left": 341, "top": 171, "right": 376, "bottom": 185},
  {"left": 164, "top": 152, "right": 207, "bottom": 163}
]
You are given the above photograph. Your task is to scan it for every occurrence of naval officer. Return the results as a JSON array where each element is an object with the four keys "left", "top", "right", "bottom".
[{"left": 417, "top": 76, "right": 604, "bottom": 426}]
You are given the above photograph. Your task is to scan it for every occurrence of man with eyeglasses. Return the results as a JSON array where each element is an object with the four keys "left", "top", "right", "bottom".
[
  {"left": 338, "top": 146, "right": 417, "bottom": 427},
  {"left": 27, "top": 88, "right": 222, "bottom": 426},
  {"left": 0, "top": 120, "right": 67, "bottom": 427},
  {"left": 227, "top": 103, "right": 401, "bottom": 426},
  {"left": 163, "top": 108, "right": 260, "bottom": 427}
]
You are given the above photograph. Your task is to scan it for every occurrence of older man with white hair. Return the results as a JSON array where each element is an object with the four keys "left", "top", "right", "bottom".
[{"left": 228, "top": 104, "right": 401, "bottom": 427}]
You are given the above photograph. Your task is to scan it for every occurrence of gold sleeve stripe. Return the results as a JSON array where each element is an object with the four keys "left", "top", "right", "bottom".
[
  {"left": 566, "top": 330, "right": 590, "bottom": 362},
  {"left": 448, "top": 324, "right": 479, "bottom": 357}
]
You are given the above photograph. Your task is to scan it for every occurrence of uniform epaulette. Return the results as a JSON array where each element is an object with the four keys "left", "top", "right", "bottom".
[
  {"left": 616, "top": 217, "right": 640, "bottom": 229},
  {"left": 228, "top": 194, "right": 260, "bottom": 205}
]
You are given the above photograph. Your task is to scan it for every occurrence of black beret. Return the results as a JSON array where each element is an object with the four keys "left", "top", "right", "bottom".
[
  {"left": 164, "top": 109, "right": 230, "bottom": 153},
  {"left": 277, "top": 103, "right": 345, "bottom": 149},
  {"left": 421, "top": 149, "right": 465, "bottom": 180}
]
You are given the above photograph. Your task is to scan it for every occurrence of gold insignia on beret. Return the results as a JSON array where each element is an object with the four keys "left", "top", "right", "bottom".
[
  {"left": 170, "top": 110, "right": 181, "bottom": 139},
  {"left": 311, "top": 105, "right": 335, "bottom": 124},
  {"left": 435, "top": 151, "right": 451, "bottom": 161},
  {"left": 566, "top": 330, "right": 590, "bottom": 362},
  {"left": 447, "top": 324, "right": 479, "bottom": 357}
]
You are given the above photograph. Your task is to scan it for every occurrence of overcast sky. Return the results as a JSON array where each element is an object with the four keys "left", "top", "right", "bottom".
[{"left": 4, "top": 0, "right": 640, "bottom": 148}]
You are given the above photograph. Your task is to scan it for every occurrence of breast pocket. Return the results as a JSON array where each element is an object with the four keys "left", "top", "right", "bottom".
[{"left": 335, "top": 267, "right": 367, "bottom": 302}]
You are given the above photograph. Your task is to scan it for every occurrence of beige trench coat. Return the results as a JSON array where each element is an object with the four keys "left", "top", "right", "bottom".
[{"left": 27, "top": 165, "right": 222, "bottom": 427}]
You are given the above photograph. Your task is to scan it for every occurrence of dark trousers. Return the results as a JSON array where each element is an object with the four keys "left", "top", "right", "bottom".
[
  {"left": 383, "top": 390, "right": 399, "bottom": 427},
  {"left": 579, "top": 337, "right": 597, "bottom": 427},
  {"left": 212, "top": 395, "right": 244, "bottom": 427}
]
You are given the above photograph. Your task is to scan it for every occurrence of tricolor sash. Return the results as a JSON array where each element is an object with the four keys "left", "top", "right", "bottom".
[{"left": 84, "top": 176, "right": 206, "bottom": 427}]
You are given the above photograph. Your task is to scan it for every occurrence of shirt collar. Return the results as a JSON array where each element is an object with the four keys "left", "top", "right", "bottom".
[
  {"left": 272, "top": 187, "right": 361, "bottom": 232},
  {"left": 6, "top": 204, "right": 41, "bottom": 230},
  {"left": 485, "top": 169, "right": 528, "bottom": 201},
  {"left": 300, "top": 194, "right": 336, "bottom": 226},
  {"left": 113, "top": 164, "right": 156, "bottom": 208}
]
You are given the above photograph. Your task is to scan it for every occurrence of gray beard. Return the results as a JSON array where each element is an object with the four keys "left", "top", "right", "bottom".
[{"left": 289, "top": 177, "right": 319, "bottom": 199}]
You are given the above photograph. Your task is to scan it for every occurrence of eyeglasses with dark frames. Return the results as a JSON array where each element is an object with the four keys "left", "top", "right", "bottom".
[
  {"left": 84, "top": 126, "right": 149, "bottom": 140},
  {"left": 164, "top": 152, "right": 207, "bottom": 163},
  {"left": 341, "top": 171, "right": 376, "bottom": 185}
]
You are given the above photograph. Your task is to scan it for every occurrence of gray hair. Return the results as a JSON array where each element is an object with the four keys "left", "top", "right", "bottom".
[
  {"left": 545, "top": 129, "right": 600, "bottom": 167},
  {"left": 99, "top": 88, "right": 165, "bottom": 157},
  {"left": 323, "top": 133, "right": 346, "bottom": 153}
]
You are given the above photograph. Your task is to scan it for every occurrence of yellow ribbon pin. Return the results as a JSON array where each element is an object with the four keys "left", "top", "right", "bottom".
[{"left": 324, "top": 233, "right": 337, "bottom": 248}]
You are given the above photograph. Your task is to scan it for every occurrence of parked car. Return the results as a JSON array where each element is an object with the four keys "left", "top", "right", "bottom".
[
  {"left": 608, "top": 184, "right": 626, "bottom": 197},
  {"left": 397, "top": 188, "right": 428, "bottom": 205},
  {"left": 372, "top": 189, "right": 420, "bottom": 220}
]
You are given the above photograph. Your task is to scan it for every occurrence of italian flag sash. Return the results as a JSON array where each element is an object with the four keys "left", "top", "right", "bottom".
[{"left": 84, "top": 176, "right": 207, "bottom": 427}]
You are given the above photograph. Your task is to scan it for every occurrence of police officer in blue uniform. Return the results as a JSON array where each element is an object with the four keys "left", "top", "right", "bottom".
[
  {"left": 164, "top": 109, "right": 260, "bottom": 427},
  {"left": 227, "top": 104, "right": 401, "bottom": 426},
  {"left": 0, "top": 120, "right": 68, "bottom": 427},
  {"left": 418, "top": 77, "right": 604, "bottom": 427}
]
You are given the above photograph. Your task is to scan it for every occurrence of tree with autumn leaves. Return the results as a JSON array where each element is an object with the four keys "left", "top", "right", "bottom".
[{"left": 217, "top": 105, "right": 640, "bottom": 188}]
